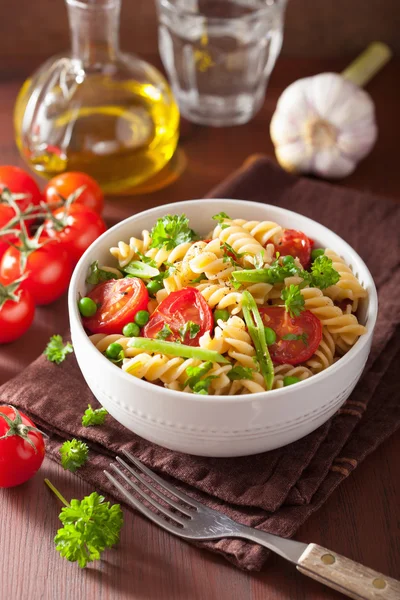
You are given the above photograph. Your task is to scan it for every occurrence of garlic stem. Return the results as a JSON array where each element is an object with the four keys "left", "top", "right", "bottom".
[{"left": 341, "top": 42, "right": 392, "bottom": 88}]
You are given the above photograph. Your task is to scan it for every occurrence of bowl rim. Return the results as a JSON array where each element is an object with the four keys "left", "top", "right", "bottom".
[{"left": 69, "top": 198, "right": 378, "bottom": 404}]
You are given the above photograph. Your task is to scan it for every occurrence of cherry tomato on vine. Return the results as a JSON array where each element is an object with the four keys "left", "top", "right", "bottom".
[
  {"left": 0, "top": 166, "right": 42, "bottom": 259},
  {"left": 0, "top": 239, "right": 73, "bottom": 305},
  {"left": 82, "top": 277, "right": 149, "bottom": 334},
  {"left": 0, "top": 405, "right": 45, "bottom": 488},
  {"left": 44, "top": 172, "right": 104, "bottom": 214},
  {"left": 143, "top": 287, "right": 213, "bottom": 346},
  {"left": 259, "top": 306, "right": 322, "bottom": 365},
  {"left": 275, "top": 229, "right": 314, "bottom": 269},
  {"left": 44, "top": 204, "right": 106, "bottom": 264},
  {"left": 0, "top": 281, "right": 35, "bottom": 344}
]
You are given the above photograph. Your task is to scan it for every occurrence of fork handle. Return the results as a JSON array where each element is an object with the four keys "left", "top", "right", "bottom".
[{"left": 297, "top": 543, "right": 400, "bottom": 600}]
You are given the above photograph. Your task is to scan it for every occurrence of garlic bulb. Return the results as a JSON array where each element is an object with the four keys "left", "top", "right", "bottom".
[{"left": 270, "top": 72, "right": 377, "bottom": 179}]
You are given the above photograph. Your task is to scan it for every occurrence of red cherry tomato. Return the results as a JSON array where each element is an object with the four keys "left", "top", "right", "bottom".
[
  {"left": 82, "top": 277, "right": 149, "bottom": 334},
  {"left": 0, "top": 284, "right": 35, "bottom": 344},
  {"left": 0, "top": 166, "right": 42, "bottom": 259},
  {"left": 275, "top": 229, "right": 313, "bottom": 269},
  {"left": 259, "top": 306, "right": 322, "bottom": 365},
  {"left": 44, "top": 172, "right": 104, "bottom": 214},
  {"left": 0, "top": 405, "right": 45, "bottom": 488},
  {"left": 143, "top": 288, "right": 213, "bottom": 346},
  {"left": 0, "top": 240, "right": 73, "bottom": 305},
  {"left": 45, "top": 204, "right": 106, "bottom": 264}
]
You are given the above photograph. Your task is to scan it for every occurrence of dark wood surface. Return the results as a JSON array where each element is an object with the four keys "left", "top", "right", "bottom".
[{"left": 1, "top": 57, "right": 399, "bottom": 600}]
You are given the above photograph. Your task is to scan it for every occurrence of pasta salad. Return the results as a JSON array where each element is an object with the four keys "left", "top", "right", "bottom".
[{"left": 79, "top": 212, "right": 368, "bottom": 395}]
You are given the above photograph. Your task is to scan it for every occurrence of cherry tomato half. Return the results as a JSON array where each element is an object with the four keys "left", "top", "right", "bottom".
[
  {"left": 259, "top": 306, "right": 322, "bottom": 365},
  {"left": 45, "top": 204, "right": 107, "bottom": 265},
  {"left": 0, "top": 405, "right": 45, "bottom": 488},
  {"left": 0, "top": 285, "right": 35, "bottom": 344},
  {"left": 275, "top": 229, "right": 313, "bottom": 269},
  {"left": 82, "top": 277, "right": 149, "bottom": 334},
  {"left": 0, "top": 240, "right": 73, "bottom": 305},
  {"left": 0, "top": 166, "right": 42, "bottom": 259},
  {"left": 44, "top": 172, "right": 104, "bottom": 214},
  {"left": 143, "top": 287, "right": 213, "bottom": 346}
]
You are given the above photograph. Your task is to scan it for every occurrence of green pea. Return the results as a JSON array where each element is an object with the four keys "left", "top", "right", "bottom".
[
  {"left": 264, "top": 327, "right": 276, "bottom": 346},
  {"left": 105, "top": 342, "right": 124, "bottom": 360},
  {"left": 78, "top": 297, "right": 97, "bottom": 317},
  {"left": 214, "top": 309, "right": 230, "bottom": 322},
  {"left": 122, "top": 322, "right": 140, "bottom": 337},
  {"left": 283, "top": 376, "right": 301, "bottom": 387},
  {"left": 146, "top": 280, "right": 163, "bottom": 296},
  {"left": 282, "top": 255, "right": 295, "bottom": 265},
  {"left": 311, "top": 248, "right": 325, "bottom": 261},
  {"left": 134, "top": 310, "right": 150, "bottom": 327}
]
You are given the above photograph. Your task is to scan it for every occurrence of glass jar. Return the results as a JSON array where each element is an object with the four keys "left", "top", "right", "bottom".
[{"left": 14, "top": 0, "right": 180, "bottom": 194}]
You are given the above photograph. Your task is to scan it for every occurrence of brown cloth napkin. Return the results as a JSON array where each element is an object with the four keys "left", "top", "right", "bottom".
[{"left": 1, "top": 156, "right": 399, "bottom": 571}]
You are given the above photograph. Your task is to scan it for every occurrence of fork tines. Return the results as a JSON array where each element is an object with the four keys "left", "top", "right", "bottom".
[{"left": 104, "top": 451, "right": 200, "bottom": 533}]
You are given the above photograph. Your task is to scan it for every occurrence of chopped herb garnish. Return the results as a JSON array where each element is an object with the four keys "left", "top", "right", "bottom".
[
  {"left": 82, "top": 404, "right": 108, "bottom": 427},
  {"left": 179, "top": 321, "right": 200, "bottom": 341},
  {"left": 185, "top": 361, "right": 213, "bottom": 389},
  {"left": 59, "top": 439, "right": 89, "bottom": 472},
  {"left": 212, "top": 212, "right": 231, "bottom": 223},
  {"left": 149, "top": 214, "right": 198, "bottom": 250},
  {"left": 221, "top": 241, "right": 244, "bottom": 262},
  {"left": 227, "top": 366, "right": 254, "bottom": 381},
  {"left": 156, "top": 323, "right": 174, "bottom": 340},
  {"left": 192, "top": 376, "right": 216, "bottom": 395},
  {"left": 282, "top": 332, "right": 308, "bottom": 346},
  {"left": 281, "top": 285, "right": 305, "bottom": 318},
  {"left": 86, "top": 261, "right": 119, "bottom": 285},
  {"left": 44, "top": 335, "right": 73, "bottom": 364},
  {"left": 191, "top": 273, "right": 207, "bottom": 283}
]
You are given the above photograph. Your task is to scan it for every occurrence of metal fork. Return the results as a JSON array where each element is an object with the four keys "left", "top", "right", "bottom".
[{"left": 105, "top": 451, "right": 399, "bottom": 600}]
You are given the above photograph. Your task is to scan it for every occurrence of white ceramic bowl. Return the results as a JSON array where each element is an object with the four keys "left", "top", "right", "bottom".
[{"left": 68, "top": 199, "right": 377, "bottom": 457}]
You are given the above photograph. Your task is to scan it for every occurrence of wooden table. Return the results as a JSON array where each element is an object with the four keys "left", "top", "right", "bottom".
[{"left": 1, "top": 57, "right": 399, "bottom": 600}]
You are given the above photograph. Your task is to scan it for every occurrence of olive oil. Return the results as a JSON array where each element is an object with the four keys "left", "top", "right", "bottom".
[{"left": 15, "top": 75, "right": 180, "bottom": 194}]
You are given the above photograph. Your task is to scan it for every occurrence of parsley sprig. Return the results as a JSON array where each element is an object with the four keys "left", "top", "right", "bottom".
[
  {"left": 149, "top": 215, "right": 198, "bottom": 250},
  {"left": 86, "top": 261, "right": 119, "bottom": 285},
  {"left": 82, "top": 404, "right": 108, "bottom": 427},
  {"left": 231, "top": 254, "right": 339, "bottom": 290},
  {"left": 281, "top": 285, "right": 305, "bottom": 318},
  {"left": 45, "top": 479, "right": 123, "bottom": 568},
  {"left": 227, "top": 366, "right": 254, "bottom": 381},
  {"left": 212, "top": 212, "right": 231, "bottom": 223},
  {"left": 44, "top": 335, "right": 74, "bottom": 364},
  {"left": 60, "top": 439, "right": 89, "bottom": 472}
]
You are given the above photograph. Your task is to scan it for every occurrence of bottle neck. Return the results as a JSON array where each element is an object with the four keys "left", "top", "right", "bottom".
[{"left": 66, "top": 0, "right": 120, "bottom": 65}]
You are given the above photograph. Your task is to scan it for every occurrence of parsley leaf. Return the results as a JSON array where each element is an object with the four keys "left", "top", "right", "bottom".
[
  {"left": 149, "top": 214, "right": 198, "bottom": 250},
  {"left": 212, "top": 211, "right": 231, "bottom": 223},
  {"left": 54, "top": 491, "right": 123, "bottom": 568},
  {"left": 282, "top": 332, "right": 308, "bottom": 346},
  {"left": 192, "top": 376, "right": 216, "bottom": 395},
  {"left": 310, "top": 255, "right": 340, "bottom": 289},
  {"left": 227, "top": 366, "right": 254, "bottom": 381},
  {"left": 135, "top": 251, "right": 157, "bottom": 268},
  {"left": 44, "top": 335, "right": 74, "bottom": 365},
  {"left": 82, "top": 404, "right": 108, "bottom": 427},
  {"left": 156, "top": 323, "right": 174, "bottom": 340},
  {"left": 221, "top": 241, "right": 245, "bottom": 262},
  {"left": 185, "top": 361, "right": 213, "bottom": 389},
  {"left": 179, "top": 321, "right": 200, "bottom": 341},
  {"left": 281, "top": 285, "right": 305, "bottom": 318},
  {"left": 60, "top": 439, "right": 89, "bottom": 472},
  {"left": 86, "top": 261, "right": 119, "bottom": 285}
]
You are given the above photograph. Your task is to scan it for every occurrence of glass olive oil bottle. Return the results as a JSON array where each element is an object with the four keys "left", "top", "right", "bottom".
[{"left": 14, "top": 0, "right": 180, "bottom": 194}]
